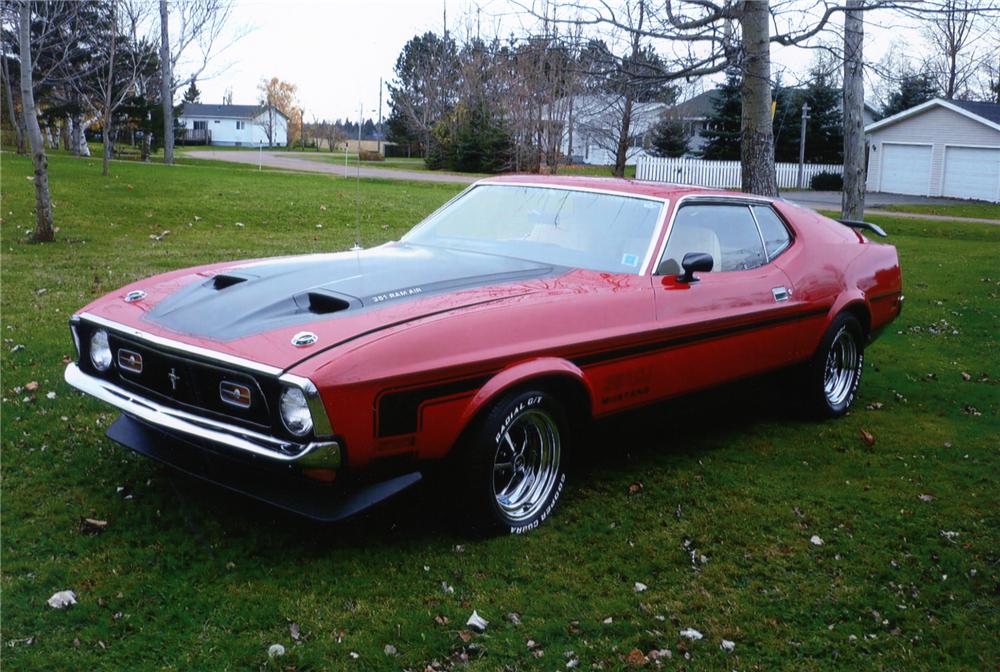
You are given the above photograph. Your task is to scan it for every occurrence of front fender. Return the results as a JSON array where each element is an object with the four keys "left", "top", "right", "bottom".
[{"left": 460, "top": 357, "right": 594, "bottom": 427}]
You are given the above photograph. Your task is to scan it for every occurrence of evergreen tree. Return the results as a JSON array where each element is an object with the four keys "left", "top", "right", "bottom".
[
  {"left": 697, "top": 69, "right": 742, "bottom": 160},
  {"left": 182, "top": 79, "right": 201, "bottom": 103},
  {"left": 773, "top": 69, "right": 843, "bottom": 163},
  {"left": 882, "top": 71, "right": 938, "bottom": 118},
  {"left": 649, "top": 116, "right": 689, "bottom": 157}
]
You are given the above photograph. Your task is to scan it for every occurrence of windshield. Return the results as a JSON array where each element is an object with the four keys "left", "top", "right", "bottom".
[{"left": 402, "top": 185, "right": 664, "bottom": 274}]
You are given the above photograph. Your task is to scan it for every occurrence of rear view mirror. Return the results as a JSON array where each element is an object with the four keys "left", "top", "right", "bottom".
[{"left": 678, "top": 252, "right": 713, "bottom": 283}]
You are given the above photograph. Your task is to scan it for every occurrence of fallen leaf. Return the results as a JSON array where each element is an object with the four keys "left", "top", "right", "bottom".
[
  {"left": 679, "top": 627, "right": 703, "bottom": 640},
  {"left": 918, "top": 493, "right": 935, "bottom": 502},
  {"left": 458, "top": 630, "right": 473, "bottom": 643},
  {"left": 290, "top": 622, "right": 301, "bottom": 641},
  {"left": 860, "top": 428, "right": 876, "bottom": 446},
  {"left": 79, "top": 517, "right": 107, "bottom": 534},
  {"left": 25, "top": 381, "right": 39, "bottom": 392},
  {"left": 634, "top": 581, "right": 648, "bottom": 593},
  {"left": 624, "top": 648, "right": 647, "bottom": 667},
  {"left": 466, "top": 610, "right": 488, "bottom": 632},
  {"left": 384, "top": 644, "right": 397, "bottom": 656},
  {"left": 961, "top": 371, "right": 971, "bottom": 381},
  {"left": 602, "top": 616, "right": 613, "bottom": 624},
  {"left": 810, "top": 535, "right": 824, "bottom": 546},
  {"left": 628, "top": 482, "right": 643, "bottom": 494},
  {"left": 720, "top": 639, "right": 736, "bottom": 652},
  {"left": 505, "top": 612, "right": 521, "bottom": 625},
  {"left": 434, "top": 615, "right": 449, "bottom": 625}
]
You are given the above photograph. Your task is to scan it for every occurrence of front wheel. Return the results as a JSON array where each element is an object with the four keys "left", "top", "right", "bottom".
[
  {"left": 802, "top": 313, "right": 865, "bottom": 418},
  {"left": 455, "top": 389, "right": 569, "bottom": 535}
]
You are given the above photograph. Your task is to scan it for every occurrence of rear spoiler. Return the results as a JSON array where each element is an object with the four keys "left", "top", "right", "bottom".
[{"left": 838, "top": 219, "right": 887, "bottom": 238}]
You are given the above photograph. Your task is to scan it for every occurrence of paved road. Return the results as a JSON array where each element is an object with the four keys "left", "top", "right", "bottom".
[{"left": 187, "top": 150, "right": 477, "bottom": 184}]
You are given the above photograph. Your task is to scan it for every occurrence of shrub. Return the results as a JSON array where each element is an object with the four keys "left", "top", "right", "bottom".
[
  {"left": 810, "top": 171, "right": 843, "bottom": 191},
  {"left": 358, "top": 150, "right": 385, "bottom": 162}
]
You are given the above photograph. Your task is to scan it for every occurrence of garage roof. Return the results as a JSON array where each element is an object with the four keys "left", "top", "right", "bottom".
[{"left": 865, "top": 98, "right": 1000, "bottom": 134}]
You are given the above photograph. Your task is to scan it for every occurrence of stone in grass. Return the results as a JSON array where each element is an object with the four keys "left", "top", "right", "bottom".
[
  {"left": 47, "top": 590, "right": 77, "bottom": 609},
  {"left": 634, "top": 581, "right": 648, "bottom": 592},
  {"left": 720, "top": 639, "right": 736, "bottom": 652},
  {"left": 810, "top": 535, "right": 824, "bottom": 546},
  {"left": 680, "top": 628, "right": 703, "bottom": 640}
]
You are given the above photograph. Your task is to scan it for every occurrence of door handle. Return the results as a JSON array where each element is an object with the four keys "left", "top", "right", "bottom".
[{"left": 772, "top": 286, "right": 791, "bottom": 302}]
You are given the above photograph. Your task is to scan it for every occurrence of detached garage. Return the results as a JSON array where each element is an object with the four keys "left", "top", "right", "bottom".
[{"left": 866, "top": 99, "right": 1000, "bottom": 203}]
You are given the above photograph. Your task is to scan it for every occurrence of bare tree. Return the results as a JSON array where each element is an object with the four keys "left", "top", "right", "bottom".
[
  {"left": 905, "top": 0, "right": 1000, "bottom": 99},
  {"left": 76, "top": 0, "right": 156, "bottom": 176},
  {"left": 17, "top": 0, "right": 54, "bottom": 242},
  {"left": 159, "top": 0, "right": 240, "bottom": 163},
  {"left": 2, "top": 37, "right": 25, "bottom": 154},
  {"left": 842, "top": 0, "right": 865, "bottom": 219}
]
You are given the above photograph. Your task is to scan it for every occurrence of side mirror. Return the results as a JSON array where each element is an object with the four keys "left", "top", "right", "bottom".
[{"left": 677, "top": 252, "right": 713, "bottom": 283}]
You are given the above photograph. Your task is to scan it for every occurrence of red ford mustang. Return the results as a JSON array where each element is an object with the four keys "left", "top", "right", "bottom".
[{"left": 65, "top": 176, "right": 903, "bottom": 533}]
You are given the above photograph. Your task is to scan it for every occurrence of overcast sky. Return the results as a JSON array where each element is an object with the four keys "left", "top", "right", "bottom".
[{"left": 188, "top": 0, "right": 926, "bottom": 122}]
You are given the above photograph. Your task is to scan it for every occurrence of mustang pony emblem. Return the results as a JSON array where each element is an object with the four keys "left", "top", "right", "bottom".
[{"left": 167, "top": 368, "right": 181, "bottom": 391}]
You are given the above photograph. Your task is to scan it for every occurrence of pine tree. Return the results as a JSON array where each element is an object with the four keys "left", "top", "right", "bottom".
[
  {"left": 697, "top": 69, "right": 742, "bottom": 160},
  {"left": 883, "top": 71, "right": 938, "bottom": 118},
  {"left": 649, "top": 117, "right": 689, "bottom": 157},
  {"left": 802, "top": 70, "right": 843, "bottom": 164},
  {"left": 182, "top": 80, "right": 201, "bottom": 104}
]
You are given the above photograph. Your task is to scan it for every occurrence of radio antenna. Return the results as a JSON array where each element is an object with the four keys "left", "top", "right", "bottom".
[{"left": 352, "top": 101, "right": 362, "bottom": 252}]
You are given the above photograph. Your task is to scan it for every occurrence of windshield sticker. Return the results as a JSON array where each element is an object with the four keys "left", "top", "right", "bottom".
[{"left": 621, "top": 253, "right": 640, "bottom": 267}]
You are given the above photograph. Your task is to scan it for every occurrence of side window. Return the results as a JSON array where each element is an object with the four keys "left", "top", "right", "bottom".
[
  {"left": 752, "top": 205, "right": 792, "bottom": 259},
  {"left": 657, "top": 204, "right": 767, "bottom": 275}
]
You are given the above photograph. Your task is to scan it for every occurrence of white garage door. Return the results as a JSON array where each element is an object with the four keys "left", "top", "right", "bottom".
[
  {"left": 943, "top": 146, "right": 1000, "bottom": 202},
  {"left": 880, "top": 143, "right": 933, "bottom": 195}
]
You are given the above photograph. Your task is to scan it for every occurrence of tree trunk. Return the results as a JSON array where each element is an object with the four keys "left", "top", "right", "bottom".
[
  {"left": 613, "top": 95, "right": 634, "bottom": 178},
  {"left": 17, "top": 1, "right": 54, "bottom": 242},
  {"left": 102, "top": 117, "right": 113, "bottom": 176},
  {"left": 1, "top": 49, "right": 26, "bottom": 155},
  {"left": 61, "top": 114, "right": 72, "bottom": 151},
  {"left": 842, "top": 0, "right": 866, "bottom": 220},
  {"left": 160, "top": 0, "right": 174, "bottom": 164},
  {"left": 739, "top": 0, "right": 778, "bottom": 196}
]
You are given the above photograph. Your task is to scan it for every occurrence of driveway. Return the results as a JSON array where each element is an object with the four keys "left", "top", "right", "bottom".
[
  {"left": 786, "top": 191, "right": 970, "bottom": 208},
  {"left": 186, "top": 150, "right": 477, "bottom": 185}
]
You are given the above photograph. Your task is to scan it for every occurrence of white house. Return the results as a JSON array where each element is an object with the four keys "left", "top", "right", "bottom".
[
  {"left": 555, "top": 95, "right": 668, "bottom": 166},
  {"left": 865, "top": 98, "right": 1000, "bottom": 203},
  {"left": 178, "top": 103, "right": 289, "bottom": 147}
]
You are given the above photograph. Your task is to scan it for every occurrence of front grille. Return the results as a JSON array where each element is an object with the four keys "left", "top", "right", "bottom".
[{"left": 107, "top": 333, "right": 274, "bottom": 430}]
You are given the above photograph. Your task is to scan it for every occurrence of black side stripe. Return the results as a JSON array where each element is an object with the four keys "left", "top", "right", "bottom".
[
  {"left": 375, "top": 306, "right": 829, "bottom": 437},
  {"left": 571, "top": 306, "right": 829, "bottom": 367},
  {"left": 377, "top": 376, "right": 491, "bottom": 437}
]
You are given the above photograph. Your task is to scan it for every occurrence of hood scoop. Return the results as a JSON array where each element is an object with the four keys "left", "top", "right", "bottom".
[
  {"left": 299, "top": 291, "right": 352, "bottom": 315},
  {"left": 209, "top": 274, "right": 250, "bottom": 290}
]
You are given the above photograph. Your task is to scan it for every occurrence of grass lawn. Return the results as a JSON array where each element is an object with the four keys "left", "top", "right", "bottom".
[
  {"left": 2, "top": 153, "right": 998, "bottom": 671},
  {"left": 869, "top": 202, "right": 1000, "bottom": 220}
]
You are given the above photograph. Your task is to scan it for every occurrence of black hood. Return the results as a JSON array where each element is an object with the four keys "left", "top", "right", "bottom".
[{"left": 143, "top": 243, "right": 557, "bottom": 341}]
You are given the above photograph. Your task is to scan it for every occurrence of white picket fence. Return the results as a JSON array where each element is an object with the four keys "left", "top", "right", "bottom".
[{"left": 636, "top": 157, "right": 843, "bottom": 190}]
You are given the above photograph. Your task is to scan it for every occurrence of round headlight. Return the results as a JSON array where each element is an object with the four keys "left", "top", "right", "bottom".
[
  {"left": 279, "top": 386, "right": 314, "bottom": 436},
  {"left": 90, "top": 329, "right": 112, "bottom": 372}
]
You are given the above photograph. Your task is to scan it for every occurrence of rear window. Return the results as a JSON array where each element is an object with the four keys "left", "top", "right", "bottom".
[{"left": 752, "top": 205, "right": 792, "bottom": 259}]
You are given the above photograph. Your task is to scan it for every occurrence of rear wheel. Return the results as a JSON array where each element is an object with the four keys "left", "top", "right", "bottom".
[
  {"left": 456, "top": 389, "right": 568, "bottom": 535},
  {"left": 802, "top": 313, "right": 865, "bottom": 418}
]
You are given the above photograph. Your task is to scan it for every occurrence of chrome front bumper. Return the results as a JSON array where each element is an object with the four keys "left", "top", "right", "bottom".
[{"left": 64, "top": 363, "right": 340, "bottom": 468}]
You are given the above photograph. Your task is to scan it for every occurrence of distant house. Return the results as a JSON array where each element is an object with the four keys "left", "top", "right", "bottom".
[
  {"left": 555, "top": 95, "right": 668, "bottom": 166},
  {"left": 865, "top": 98, "right": 1000, "bottom": 202},
  {"left": 178, "top": 103, "right": 288, "bottom": 147}
]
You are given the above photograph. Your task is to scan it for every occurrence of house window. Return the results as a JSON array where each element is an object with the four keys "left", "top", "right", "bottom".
[
  {"left": 193, "top": 120, "right": 207, "bottom": 130},
  {"left": 214, "top": 119, "right": 220, "bottom": 124},
  {"left": 236, "top": 121, "right": 245, "bottom": 130}
]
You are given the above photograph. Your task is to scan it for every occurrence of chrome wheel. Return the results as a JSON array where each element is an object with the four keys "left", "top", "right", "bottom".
[
  {"left": 824, "top": 326, "right": 858, "bottom": 407},
  {"left": 492, "top": 409, "right": 561, "bottom": 523}
]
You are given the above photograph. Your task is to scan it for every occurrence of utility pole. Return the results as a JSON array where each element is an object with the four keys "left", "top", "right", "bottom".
[
  {"left": 797, "top": 102, "right": 810, "bottom": 189},
  {"left": 377, "top": 78, "right": 383, "bottom": 155}
]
